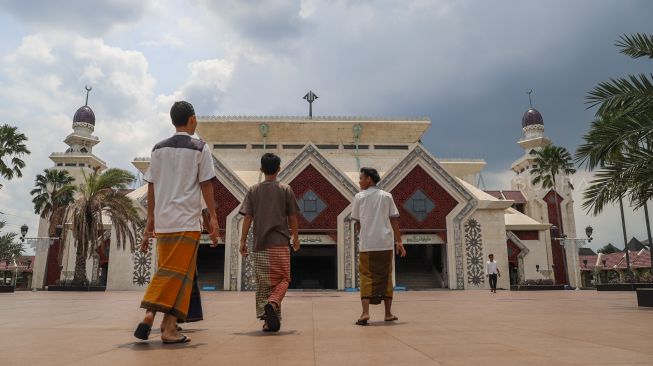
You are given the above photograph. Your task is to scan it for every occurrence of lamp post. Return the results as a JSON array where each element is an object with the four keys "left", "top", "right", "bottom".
[
  {"left": 553, "top": 225, "right": 593, "bottom": 290},
  {"left": 19, "top": 225, "right": 61, "bottom": 290}
]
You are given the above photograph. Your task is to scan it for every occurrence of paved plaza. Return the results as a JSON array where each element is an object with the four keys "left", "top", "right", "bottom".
[{"left": 1, "top": 290, "right": 652, "bottom": 366}]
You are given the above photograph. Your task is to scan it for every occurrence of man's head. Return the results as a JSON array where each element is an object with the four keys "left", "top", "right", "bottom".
[
  {"left": 488, "top": 254, "right": 494, "bottom": 262},
  {"left": 359, "top": 167, "right": 380, "bottom": 190},
  {"left": 261, "top": 153, "right": 281, "bottom": 176},
  {"left": 170, "top": 101, "right": 197, "bottom": 134}
]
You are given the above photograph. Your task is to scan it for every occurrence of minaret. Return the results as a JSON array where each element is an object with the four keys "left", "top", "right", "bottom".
[{"left": 49, "top": 86, "right": 107, "bottom": 182}]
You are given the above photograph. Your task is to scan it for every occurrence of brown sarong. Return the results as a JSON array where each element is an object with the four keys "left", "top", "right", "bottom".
[
  {"left": 251, "top": 245, "right": 291, "bottom": 319},
  {"left": 359, "top": 250, "right": 394, "bottom": 305},
  {"left": 140, "top": 231, "right": 200, "bottom": 321}
]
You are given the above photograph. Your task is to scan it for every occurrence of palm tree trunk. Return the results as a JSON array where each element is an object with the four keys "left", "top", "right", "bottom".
[
  {"left": 619, "top": 196, "right": 631, "bottom": 273},
  {"left": 644, "top": 202, "right": 652, "bottom": 277},
  {"left": 72, "top": 241, "right": 87, "bottom": 285}
]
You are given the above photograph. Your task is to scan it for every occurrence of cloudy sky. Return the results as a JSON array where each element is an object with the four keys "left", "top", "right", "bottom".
[{"left": 0, "top": 0, "right": 652, "bottom": 252}]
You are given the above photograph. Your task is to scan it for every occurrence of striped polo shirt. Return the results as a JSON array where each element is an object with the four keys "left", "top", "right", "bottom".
[{"left": 144, "top": 132, "right": 216, "bottom": 233}]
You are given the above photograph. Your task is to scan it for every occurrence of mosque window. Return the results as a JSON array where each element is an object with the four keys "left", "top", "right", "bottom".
[
  {"left": 374, "top": 145, "right": 409, "bottom": 150},
  {"left": 80, "top": 148, "right": 88, "bottom": 153},
  {"left": 252, "top": 144, "right": 278, "bottom": 149},
  {"left": 213, "top": 144, "right": 247, "bottom": 149},
  {"left": 65, "top": 163, "right": 76, "bottom": 167},
  {"left": 343, "top": 145, "right": 369, "bottom": 150},
  {"left": 297, "top": 190, "right": 326, "bottom": 223},
  {"left": 403, "top": 189, "right": 435, "bottom": 222},
  {"left": 282, "top": 144, "right": 305, "bottom": 149},
  {"left": 57, "top": 163, "right": 63, "bottom": 167},
  {"left": 316, "top": 144, "right": 339, "bottom": 150}
]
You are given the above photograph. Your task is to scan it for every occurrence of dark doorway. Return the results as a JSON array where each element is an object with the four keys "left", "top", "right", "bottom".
[
  {"left": 509, "top": 262, "right": 519, "bottom": 286},
  {"left": 197, "top": 244, "right": 225, "bottom": 290},
  {"left": 290, "top": 245, "right": 337, "bottom": 289},
  {"left": 395, "top": 244, "right": 445, "bottom": 289}
]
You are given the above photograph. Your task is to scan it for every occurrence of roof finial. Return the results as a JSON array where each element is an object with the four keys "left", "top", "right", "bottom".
[
  {"left": 303, "top": 90, "right": 318, "bottom": 119},
  {"left": 526, "top": 89, "right": 533, "bottom": 109},
  {"left": 85, "top": 85, "right": 93, "bottom": 106}
]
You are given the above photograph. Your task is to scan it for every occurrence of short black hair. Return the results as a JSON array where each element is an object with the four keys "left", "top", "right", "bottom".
[
  {"left": 261, "top": 153, "right": 281, "bottom": 175},
  {"left": 170, "top": 101, "right": 195, "bottom": 127},
  {"left": 360, "top": 167, "right": 381, "bottom": 184},
  {"left": 489, "top": 254, "right": 494, "bottom": 257}
]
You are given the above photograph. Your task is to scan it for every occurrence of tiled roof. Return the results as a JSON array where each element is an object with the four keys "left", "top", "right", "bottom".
[
  {"left": 0, "top": 255, "right": 35, "bottom": 272},
  {"left": 502, "top": 190, "right": 527, "bottom": 203},
  {"left": 484, "top": 190, "right": 503, "bottom": 200},
  {"left": 584, "top": 250, "right": 652, "bottom": 271}
]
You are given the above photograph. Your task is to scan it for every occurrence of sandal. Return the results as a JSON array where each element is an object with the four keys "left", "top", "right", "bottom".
[
  {"left": 264, "top": 303, "right": 280, "bottom": 332},
  {"left": 134, "top": 322, "right": 152, "bottom": 340},
  {"left": 355, "top": 318, "right": 369, "bottom": 326},
  {"left": 162, "top": 335, "right": 191, "bottom": 344},
  {"left": 384, "top": 316, "right": 399, "bottom": 322}
]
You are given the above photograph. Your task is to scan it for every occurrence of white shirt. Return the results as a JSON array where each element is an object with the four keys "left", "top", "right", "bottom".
[
  {"left": 351, "top": 187, "right": 400, "bottom": 252},
  {"left": 144, "top": 132, "right": 216, "bottom": 233},
  {"left": 486, "top": 260, "right": 498, "bottom": 275}
]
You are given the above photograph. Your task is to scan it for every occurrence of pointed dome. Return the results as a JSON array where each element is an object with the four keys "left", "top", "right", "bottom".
[
  {"left": 73, "top": 106, "right": 95, "bottom": 125},
  {"left": 522, "top": 108, "right": 543, "bottom": 128}
]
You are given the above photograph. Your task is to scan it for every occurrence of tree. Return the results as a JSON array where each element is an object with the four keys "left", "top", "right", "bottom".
[
  {"left": 30, "top": 169, "right": 76, "bottom": 236},
  {"left": 0, "top": 124, "right": 30, "bottom": 181},
  {"left": 597, "top": 243, "right": 620, "bottom": 254},
  {"left": 531, "top": 144, "right": 576, "bottom": 284},
  {"left": 578, "top": 33, "right": 653, "bottom": 274},
  {"left": 63, "top": 168, "right": 141, "bottom": 284},
  {"left": 0, "top": 221, "right": 24, "bottom": 285}
]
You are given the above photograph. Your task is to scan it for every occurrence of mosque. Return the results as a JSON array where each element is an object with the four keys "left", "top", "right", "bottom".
[{"left": 31, "top": 92, "right": 579, "bottom": 291}]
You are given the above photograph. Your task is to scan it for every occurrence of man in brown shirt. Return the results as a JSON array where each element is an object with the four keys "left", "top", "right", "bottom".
[{"left": 239, "top": 153, "right": 300, "bottom": 332}]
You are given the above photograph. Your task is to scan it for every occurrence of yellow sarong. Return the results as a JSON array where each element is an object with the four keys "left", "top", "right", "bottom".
[
  {"left": 140, "top": 231, "right": 200, "bottom": 321},
  {"left": 359, "top": 250, "right": 394, "bottom": 305}
]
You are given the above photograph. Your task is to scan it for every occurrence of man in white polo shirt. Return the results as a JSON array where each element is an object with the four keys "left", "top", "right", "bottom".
[
  {"left": 352, "top": 167, "right": 406, "bottom": 326},
  {"left": 133, "top": 101, "right": 219, "bottom": 344},
  {"left": 486, "top": 253, "right": 501, "bottom": 293}
]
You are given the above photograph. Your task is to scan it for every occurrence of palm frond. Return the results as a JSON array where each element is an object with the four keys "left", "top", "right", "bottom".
[
  {"left": 586, "top": 73, "right": 653, "bottom": 115},
  {"left": 616, "top": 33, "right": 653, "bottom": 59}
]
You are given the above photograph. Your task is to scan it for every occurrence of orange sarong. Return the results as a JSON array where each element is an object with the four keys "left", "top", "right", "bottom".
[
  {"left": 359, "top": 250, "right": 394, "bottom": 305},
  {"left": 140, "top": 231, "right": 200, "bottom": 321}
]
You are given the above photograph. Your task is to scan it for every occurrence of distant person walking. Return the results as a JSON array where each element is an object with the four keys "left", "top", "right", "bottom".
[
  {"left": 352, "top": 167, "right": 406, "bottom": 326},
  {"left": 239, "top": 153, "right": 300, "bottom": 332},
  {"left": 133, "top": 101, "right": 219, "bottom": 344},
  {"left": 486, "top": 254, "right": 500, "bottom": 293}
]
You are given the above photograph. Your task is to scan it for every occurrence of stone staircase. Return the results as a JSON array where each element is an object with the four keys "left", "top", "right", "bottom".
[{"left": 396, "top": 268, "right": 444, "bottom": 289}]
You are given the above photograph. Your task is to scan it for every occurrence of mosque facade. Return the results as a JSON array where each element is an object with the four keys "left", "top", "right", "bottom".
[{"left": 32, "top": 102, "right": 579, "bottom": 291}]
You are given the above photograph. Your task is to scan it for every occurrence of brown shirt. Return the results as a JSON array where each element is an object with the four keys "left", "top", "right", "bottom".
[{"left": 239, "top": 180, "right": 300, "bottom": 252}]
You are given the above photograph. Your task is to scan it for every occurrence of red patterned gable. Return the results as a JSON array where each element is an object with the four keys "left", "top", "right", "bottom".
[
  {"left": 390, "top": 165, "right": 459, "bottom": 230},
  {"left": 212, "top": 178, "right": 241, "bottom": 231},
  {"left": 289, "top": 164, "right": 351, "bottom": 230}
]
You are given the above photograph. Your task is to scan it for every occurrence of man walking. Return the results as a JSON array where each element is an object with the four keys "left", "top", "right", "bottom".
[
  {"left": 239, "top": 153, "right": 300, "bottom": 332},
  {"left": 352, "top": 167, "right": 406, "bottom": 326},
  {"left": 486, "top": 254, "right": 500, "bottom": 293},
  {"left": 133, "top": 101, "right": 219, "bottom": 344}
]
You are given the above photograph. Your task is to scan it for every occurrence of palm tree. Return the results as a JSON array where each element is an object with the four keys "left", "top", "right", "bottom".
[
  {"left": 0, "top": 124, "right": 30, "bottom": 182},
  {"left": 579, "top": 33, "right": 653, "bottom": 275},
  {"left": 531, "top": 144, "right": 576, "bottom": 284},
  {"left": 30, "top": 169, "right": 76, "bottom": 236},
  {"left": 63, "top": 168, "right": 141, "bottom": 284},
  {"left": 0, "top": 221, "right": 23, "bottom": 285}
]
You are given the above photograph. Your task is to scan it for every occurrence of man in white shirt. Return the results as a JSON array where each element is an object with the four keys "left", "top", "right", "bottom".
[
  {"left": 351, "top": 167, "right": 406, "bottom": 325},
  {"left": 134, "top": 101, "right": 219, "bottom": 344},
  {"left": 486, "top": 254, "right": 501, "bottom": 293}
]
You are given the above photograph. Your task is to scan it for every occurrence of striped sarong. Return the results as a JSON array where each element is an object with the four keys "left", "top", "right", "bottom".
[
  {"left": 178, "top": 271, "right": 203, "bottom": 323},
  {"left": 251, "top": 246, "right": 291, "bottom": 319},
  {"left": 140, "top": 231, "right": 200, "bottom": 321},
  {"left": 359, "top": 250, "right": 394, "bottom": 305}
]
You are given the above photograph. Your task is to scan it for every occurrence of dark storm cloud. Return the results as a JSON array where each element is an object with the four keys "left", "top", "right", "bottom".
[{"left": 0, "top": 0, "right": 151, "bottom": 35}]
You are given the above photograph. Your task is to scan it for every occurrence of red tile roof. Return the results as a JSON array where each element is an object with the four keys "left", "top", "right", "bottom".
[
  {"left": 502, "top": 190, "right": 527, "bottom": 204},
  {"left": 582, "top": 250, "right": 652, "bottom": 271},
  {"left": 0, "top": 255, "right": 35, "bottom": 272},
  {"left": 484, "top": 190, "right": 503, "bottom": 200}
]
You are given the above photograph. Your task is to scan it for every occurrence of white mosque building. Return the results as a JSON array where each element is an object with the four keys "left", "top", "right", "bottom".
[{"left": 32, "top": 96, "right": 580, "bottom": 292}]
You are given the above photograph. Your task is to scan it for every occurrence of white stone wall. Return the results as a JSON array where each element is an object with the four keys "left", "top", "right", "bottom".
[{"left": 467, "top": 209, "right": 510, "bottom": 290}]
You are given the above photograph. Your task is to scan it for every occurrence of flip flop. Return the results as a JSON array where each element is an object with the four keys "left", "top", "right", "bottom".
[
  {"left": 355, "top": 318, "right": 369, "bottom": 326},
  {"left": 134, "top": 322, "right": 152, "bottom": 340},
  {"left": 264, "top": 303, "right": 281, "bottom": 332},
  {"left": 162, "top": 335, "right": 190, "bottom": 344},
  {"left": 384, "top": 316, "right": 399, "bottom": 322}
]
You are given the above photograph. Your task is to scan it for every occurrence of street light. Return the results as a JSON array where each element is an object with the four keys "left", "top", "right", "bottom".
[
  {"left": 19, "top": 224, "right": 61, "bottom": 290},
  {"left": 20, "top": 224, "right": 28, "bottom": 242},
  {"left": 552, "top": 225, "right": 594, "bottom": 290}
]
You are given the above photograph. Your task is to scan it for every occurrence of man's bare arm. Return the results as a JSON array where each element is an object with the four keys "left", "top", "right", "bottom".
[
  {"left": 390, "top": 217, "right": 406, "bottom": 257},
  {"left": 240, "top": 215, "right": 253, "bottom": 256},
  {"left": 140, "top": 183, "right": 156, "bottom": 252},
  {"left": 200, "top": 180, "right": 219, "bottom": 246},
  {"left": 289, "top": 214, "right": 300, "bottom": 251}
]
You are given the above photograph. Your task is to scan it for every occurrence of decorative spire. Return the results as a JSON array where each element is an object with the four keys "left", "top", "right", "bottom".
[
  {"left": 526, "top": 89, "right": 533, "bottom": 109},
  {"left": 303, "top": 90, "right": 318, "bottom": 119},
  {"left": 85, "top": 85, "right": 93, "bottom": 106}
]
